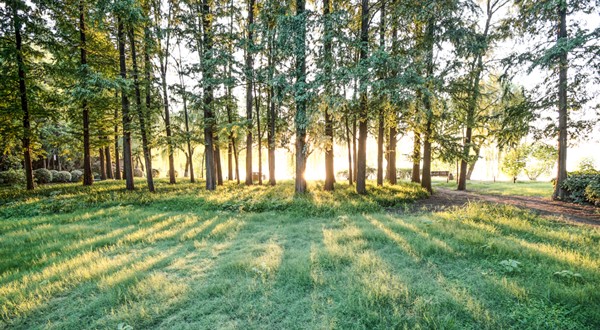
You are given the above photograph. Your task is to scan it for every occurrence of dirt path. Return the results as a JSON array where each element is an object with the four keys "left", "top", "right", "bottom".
[{"left": 409, "top": 187, "right": 600, "bottom": 227}]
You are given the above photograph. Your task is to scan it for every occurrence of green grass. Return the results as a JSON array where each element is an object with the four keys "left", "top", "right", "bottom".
[
  {"left": 433, "top": 179, "right": 554, "bottom": 197},
  {"left": 1, "top": 179, "right": 599, "bottom": 329}
]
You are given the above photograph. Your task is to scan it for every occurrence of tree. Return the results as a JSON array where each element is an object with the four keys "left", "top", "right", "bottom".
[
  {"left": 501, "top": 144, "right": 528, "bottom": 183},
  {"left": 117, "top": 14, "right": 135, "bottom": 191},
  {"left": 153, "top": 0, "right": 176, "bottom": 184},
  {"left": 322, "top": 0, "right": 335, "bottom": 191},
  {"left": 294, "top": 0, "right": 307, "bottom": 193},
  {"left": 504, "top": 0, "right": 599, "bottom": 199},
  {"left": 524, "top": 143, "right": 557, "bottom": 180},
  {"left": 355, "top": 0, "right": 369, "bottom": 195},
  {"left": 7, "top": 0, "right": 36, "bottom": 190},
  {"left": 201, "top": 0, "right": 216, "bottom": 190},
  {"left": 245, "top": 0, "right": 255, "bottom": 186}
]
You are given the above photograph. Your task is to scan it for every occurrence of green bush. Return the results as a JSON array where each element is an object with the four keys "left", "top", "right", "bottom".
[
  {"left": 33, "top": 168, "right": 53, "bottom": 184},
  {"left": 70, "top": 170, "right": 83, "bottom": 182},
  {"left": 584, "top": 178, "right": 600, "bottom": 206},
  {"left": 50, "top": 170, "right": 59, "bottom": 182},
  {"left": 0, "top": 169, "right": 26, "bottom": 186},
  {"left": 54, "top": 171, "right": 72, "bottom": 183},
  {"left": 561, "top": 170, "right": 600, "bottom": 204}
]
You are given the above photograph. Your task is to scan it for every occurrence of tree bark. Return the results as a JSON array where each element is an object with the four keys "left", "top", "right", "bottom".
[
  {"left": 345, "top": 114, "right": 353, "bottom": 185},
  {"left": 79, "top": 0, "right": 92, "bottom": 187},
  {"left": 323, "top": 0, "right": 334, "bottom": 191},
  {"left": 553, "top": 2, "right": 568, "bottom": 200},
  {"left": 254, "top": 84, "right": 263, "bottom": 185},
  {"left": 12, "top": 1, "right": 34, "bottom": 190},
  {"left": 156, "top": 2, "right": 176, "bottom": 184},
  {"left": 245, "top": 0, "right": 255, "bottom": 185},
  {"left": 114, "top": 102, "right": 121, "bottom": 180},
  {"left": 202, "top": 0, "right": 216, "bottom": 190},
  {"left": 356, "top": 0, "right": 369, "bottom": 194},
  {"left": 466, "top": 144, "right": 480, "bottom": 180},
  {"left": 215, "top": 142, "right": 223, "bottom": 185},
  {"left": 129, "top": 27, "right": 155, "bottom": 192},
  {"left": 294, "top": 0, "right": 307, "bottom": 193},
  {"left": 267, "top": 35, "right": 276, "bottom": 186},
  {"left": 105, "top": 144, "right": 113, "bottom": 179},
  {"left": 376, "top": 1, "right": 385, "bottom": 187},
  {"left": 386, "top": 125, "right": 397, "bottom": 184},
  {"left": 411, "top": 131, "right": 421, "bottom": 182},
  {"left": 117, "top": 16, "right": 134, "bottom": 190},
  {"left": 99, "top": 148, "right": 107, "bottom": 180},
  {"left": 420, "top": 19, "right": 435, "bottom": 194}
]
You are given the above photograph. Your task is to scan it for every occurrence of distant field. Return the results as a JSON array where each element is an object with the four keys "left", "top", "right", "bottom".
[
  {"left": 433, "top": 179, "right": 554, "bottom": 198},
  {"left": 1, "top": 180, "right": 599, "bottom": 329}
]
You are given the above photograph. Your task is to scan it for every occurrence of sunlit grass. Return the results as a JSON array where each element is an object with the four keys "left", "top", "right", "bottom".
[
  {"left": 0, "top": 180, "right": 599, "bottom": 329},
  {"left": 433, "top": 179, "right": 554, "bottom": 197}
]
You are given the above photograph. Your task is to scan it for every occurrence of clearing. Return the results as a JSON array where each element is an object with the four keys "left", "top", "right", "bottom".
[{"left": 1, "top": 180, "right": 599, "bottom": 329}]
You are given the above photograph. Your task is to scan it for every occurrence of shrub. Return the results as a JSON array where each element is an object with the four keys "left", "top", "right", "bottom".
[
  {"left": 174, "top": 170, "right": 179, "bottom": 178},
  {"left": 152, "top": 169, "right": 160, "bottom": 178},
  {"left": 0, "top": 169, "right": 26, "bottom": 186},
  {"left": 50, "top": 170, "right": 59, "bottom": 182},
  {"left": 33, "top": 168, "right": 53, "bottom": 184},
  {"left": 133, "top": 168, "right": 144, "bottom": 177},
  {"left": 70, "top": 170, "right": 83, "bottom": 182},
  {"left": 584, "top": 178, "right": 600, "bottom": 206},
  {"left": 561, "top": 170, "right": 600, "bottom": 204},
  {"left": 54, "top": 171, "right": 72, "bottom": 183}
]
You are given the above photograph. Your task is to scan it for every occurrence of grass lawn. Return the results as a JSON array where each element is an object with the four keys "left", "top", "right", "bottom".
[
  {"left": 432, "top": 179, "right": 554, "bottom": 198},
  {"left": 1, "top": 180, "right": 599, "bottom": 329}
]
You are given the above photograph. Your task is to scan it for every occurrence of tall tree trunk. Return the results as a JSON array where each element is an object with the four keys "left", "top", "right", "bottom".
[
  {"left": 129, "top": 27, "right": 155, "bottom": 192},
  {"left": 233, "top": 143, "right": 240, "bottom": 184},
  {"left": 183, "top": 94, "right": 194, "bottom": 183},
  {"left": 202, "top": 0, "right": 216, "bottom": 190},
  {"left": 553, "top": 3, "right": 568, "bottom": 200},
  {"left": 99, "top": 148, "right": 107, "bottom": 180},
  {"left": 387, "top": 125, "right": 397, "bottom": 184},
  {"left": 118, "top": 17, "right": 134, "bottom": 190},
  {"left": 184, "top": 154, "right": 190, "bottom": 177},
  {"left": 466, "top": 144, "right": 480, "bottom": 180},
  {"left": 227, "top": 143, "right": 233, "bottom": 180},
  {"left": 12, "top": 1, "right": 33, "bottom": 190},
  {"left": 376, "top": 1, "right": 385, "bottom": 187},
  {"left": 254, "top": 85, "right": 263, "bottom": 185},
  {"left": 245, "top": 0, "right": 255, "bottom": 185},
  {"left": 352, "top": 114, "right": 358, "bottom": 183},
  {"left": 345, "top": 114, "right": 353, "bottom": 185},
  {"left": 458, "top": 3, "right": 492, "bottom": 191},
  {"left": 411, "top": 131, "right": 421, "bottom": 182},
  {"left": 294, "top": 0, "right": 307, "bottom": 193},
  {"left": 105, "top": 144, "right": 113, "bottom": 179},
  {"left": 79, "top": 0, "right": 92, "bottom": 187},
  {"left": 420, "top": 19, "right": 435, "bottom": 194},
  {"left": 356, "top": 0, "right": 370, "bottom": 194},
  {"left": 323, "top": 0, "right": 335, "bottom": 191},
  {"left": 114, "top": 103, "right": 121, "bottom": 180},
  {"left": 215, "top": 142, "right": 223, "bottom": 185},
  {"left": 267, "top": 37, "right": 276, "bottom": 186},
  {"left": 156, "top": 3, "right": 175, "bottom": 184}
]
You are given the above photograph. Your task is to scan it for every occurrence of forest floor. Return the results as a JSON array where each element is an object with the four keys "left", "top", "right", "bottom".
[{"left": 1, "top": 180, "right": 599, "bottom": 329}]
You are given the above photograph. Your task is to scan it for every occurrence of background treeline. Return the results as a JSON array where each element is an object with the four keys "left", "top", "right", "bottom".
[{"left": 0, "top": 0, "right": 598, "bottom": 198}]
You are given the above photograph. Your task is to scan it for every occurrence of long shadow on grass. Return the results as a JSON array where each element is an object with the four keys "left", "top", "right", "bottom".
[
  {"left": 360, "top": 211, "right": 600, "bottom": 328},
  {"left": 0, "top": 211, "right": 244, "bottom": 329}
]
